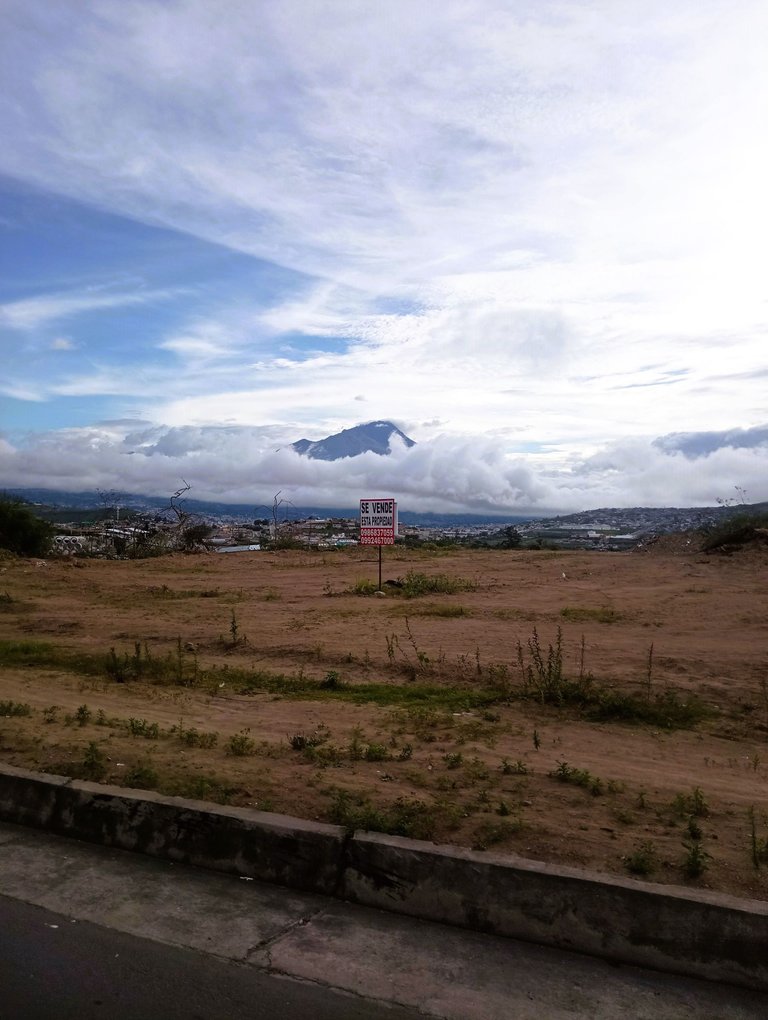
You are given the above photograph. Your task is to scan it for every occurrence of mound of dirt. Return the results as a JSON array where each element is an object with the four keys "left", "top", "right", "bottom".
[{"left": 632, "top": 532, "right": 702, "bottom": 556}]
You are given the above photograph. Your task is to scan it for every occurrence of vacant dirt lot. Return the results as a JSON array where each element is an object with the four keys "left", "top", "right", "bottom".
[{"left": 1, "top": 542, "right": 767, "bottom": 900}]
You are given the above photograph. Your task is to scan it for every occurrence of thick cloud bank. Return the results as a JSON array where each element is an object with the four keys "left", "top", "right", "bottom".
[
  {"left": 3, "top": 422, "right": 767, "bottom": 514},
  {"left": 654, "top": 425, "right": 768, "bottom": 459}
]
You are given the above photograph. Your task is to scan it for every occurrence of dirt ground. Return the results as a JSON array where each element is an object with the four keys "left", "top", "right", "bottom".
[{"left": 1, "top": 542, "right": 767, "bottom": 900}]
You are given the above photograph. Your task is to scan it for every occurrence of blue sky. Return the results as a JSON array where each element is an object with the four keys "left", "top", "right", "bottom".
[{"left": 1, "top": 0, "right": 767, "bottom": 513}]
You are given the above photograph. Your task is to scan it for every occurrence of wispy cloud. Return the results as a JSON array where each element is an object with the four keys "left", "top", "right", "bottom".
[
  {"left": 1, "top": 2, "right": 767, "bottom": 508},
  {"left": 0, "top": 285, "right": 178, "bottom": 331},
  {"left": 49, "top": 336, "right": 76, "bottom": 351}
]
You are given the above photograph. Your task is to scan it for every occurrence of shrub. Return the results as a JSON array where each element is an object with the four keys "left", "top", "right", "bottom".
[
  {"left": 472, "top": 818, "right": 519, "bottom": 850},
  {"left": 0, "top": 700, "right": 32, "bottom": 717},
  {"left": 624, "top": 840, "right": 657, "bottom": 876},
  {"left": 0, "top": 497, "right": 53, "bottom": 557},
  {"left": 363, "top": 742, "right": 389, "bottom": 762},
  {"left": 227, "top": 729, "right": 256, "bottom": 756},
  {"left": 81, "top": 742, "right": 107, "bottom": 781},
  {"left": 701, "top": 511, "right": 768, "bottom": 552}
]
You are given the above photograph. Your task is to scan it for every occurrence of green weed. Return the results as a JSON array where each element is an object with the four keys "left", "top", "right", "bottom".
[
  {"left": 363, "top": 742, "right": 389, "bottom": 762},
  {"left": 127, "top": 717, "right": 160, "bottom": 739},
  {"left": 75, "top": 704, "right": 92, "bottom": 727},
  {"left": 328, "top": 790, "right": 445, "bottom": 841},
  {"left": 472, "top": 818, "right": 521, "bottom": 850},
  {"left": 550, "top": 761, "right": 604, "bottom": 796},
  {"left": 81, "top": 742, "right": 107, "bottom": 781},
  {"left": 179, "top": 727, "right": 218, "bottom": 748},
  {"left": 226, "top": 729, "right": 256, "bottom": 756},
  {"left": 0, "top": 700, "right": 32, "bottom": 717},
  {"left": 748, "top": 805, "right": 768, "bottom": 869},
  {"left": 624, "top": 840, "right": 657, "bottom": 876},
  {"left": 681, "top": 839, "right": 710, "bottom": 879}
]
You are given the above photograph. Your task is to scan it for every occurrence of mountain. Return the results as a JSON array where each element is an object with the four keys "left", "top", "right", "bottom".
[{"left": 291, "top": 420, "right": 416, "bottom": 461}]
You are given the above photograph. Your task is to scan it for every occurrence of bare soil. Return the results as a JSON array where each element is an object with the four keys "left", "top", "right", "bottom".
[{"left": 1, "top": 543, "right": 767, "bottom": 900}]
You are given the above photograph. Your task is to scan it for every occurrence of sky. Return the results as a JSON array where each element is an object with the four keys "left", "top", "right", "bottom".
[{"left": 1, "top": 0, "right": 767, "bottom": 515}]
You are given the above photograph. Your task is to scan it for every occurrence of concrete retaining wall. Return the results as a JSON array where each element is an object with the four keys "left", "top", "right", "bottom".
[
  {"left": 1, "top": 763, "right": 766, "bottom": 990},
  {"left": 0, "top": 764, "right": 345, "bottom": 895},
  {"left": 343, "top": 831, "right": 768, "bottom": 991}
]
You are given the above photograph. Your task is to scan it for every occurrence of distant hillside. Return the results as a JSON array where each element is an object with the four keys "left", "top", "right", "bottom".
[
  {"left": 2, "top": 488, "right": 529, "bottom": 528},
  {"left": 529, "top": 502, "right": 768, "bottom": 534},
  {"left": 291, "top": 420, "right": 415, "bottom": 460}
]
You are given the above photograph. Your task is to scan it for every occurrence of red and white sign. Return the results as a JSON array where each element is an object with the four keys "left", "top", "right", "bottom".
[{"left": 359, "top": 497, "right": 397, "bottom": 545}]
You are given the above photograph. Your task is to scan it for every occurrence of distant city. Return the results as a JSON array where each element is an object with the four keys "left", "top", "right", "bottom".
[{"left": 5, "top": 485, "right": 760, "bottom": 556}]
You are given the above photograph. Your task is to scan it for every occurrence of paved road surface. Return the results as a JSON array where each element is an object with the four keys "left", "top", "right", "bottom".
[
  {"left": 1, "top": 821, "right": 766, "bottom": 1019},
  {"left": 0, "top": 895, "right": 421, "bottom": 1020}
]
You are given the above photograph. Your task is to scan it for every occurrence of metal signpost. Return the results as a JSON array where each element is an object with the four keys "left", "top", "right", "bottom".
[{"left": 359, "top": 497, "right": 397, "bottom": 590}]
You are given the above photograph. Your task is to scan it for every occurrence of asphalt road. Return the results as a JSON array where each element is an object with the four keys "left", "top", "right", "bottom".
[
  {"left": 0, "top": 894, "right": 421, "bottom": 1020},
  {"left": 1, "top": 820, "right": 767, "bottom": 1020}
]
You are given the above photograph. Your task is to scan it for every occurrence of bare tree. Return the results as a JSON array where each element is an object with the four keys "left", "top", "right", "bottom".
[
  {"left": 160, "top": 480, "right": 212, "bottom": 552},
  {"left": 256, "top": 491, "right": 297, "bottom": 548}
]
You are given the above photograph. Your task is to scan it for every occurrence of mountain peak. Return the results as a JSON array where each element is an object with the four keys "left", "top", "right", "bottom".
[{"left": 292, "top": 420, "right": 416, "bottom": 461}]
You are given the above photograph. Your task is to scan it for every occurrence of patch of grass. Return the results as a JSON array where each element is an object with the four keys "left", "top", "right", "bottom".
[
  {"left": 465, "top": 756, "right": 491, "bottom": 782},
  {"left": 471, "top": 816, "right": 518, "bottom": 848},
  {"left": 126, "top": 717, "right": 161, "bottom": 739},
  {"left": 472, "top": 818, "right": 520, "bottom": 850},
  {"left": 550, "top": 760, "right": 604, "bottom": 797},
  {"left": 124, "top": 763, "right": 159, "bottom": 789},
  {"left": 303, "top": 742, "right": 345, "bottom": 767},
  {"left": 145, "top": 585, "right": 221, "bottom": 600},
  {"left": 0, "top": 636, "right": 704, "bottom": 728},
  {"left": 328, "top": 790, "right": 446, "bottom": 841},
  {"left": 349, "top": 578, "right": 379, "bottom": 596},
  {"left": 560, "top": 606, "right": 623, "bottom": 624},
  {"left": 350, "top": 571, "right": 476, "bottom": 599},
  {"left": 226, "top": 729, "right": 256, "bottom": 756},
  {"left": 319, "top": 670, "right": 343, "bottom": 690},
  {"left": 515, "top": 629, "right": 708, "bottom": 729},
  {"left": 671, "top": 788, "right": 709, "bottom": 819},
  {"left": 165, "top": 774, "right": 237, "bottom": 804},
  {"left": 288, "top": 731, "right": 327, "bottom": 751},
  {"left": 363, "top": 742, "right": 389, "bottom": 762},
  {"left": 398, "top": 571, "right": 477, "bottom": 598},
  {"left": 389, "top": 603, "right": 469, "bottom": 618},
  {"left": 0, "top": 700, "right": 32, "bottom": 717},
  {"left": 624, "top": 840, "right": 657, "bottom": 876},
  {"left": 178, "top": 727, "right": 218, "bottom": 748}
]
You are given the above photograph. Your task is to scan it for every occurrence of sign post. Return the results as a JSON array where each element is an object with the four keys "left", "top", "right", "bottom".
[{"left": 359, "top": 497, "right": 397, "bottom": 591}]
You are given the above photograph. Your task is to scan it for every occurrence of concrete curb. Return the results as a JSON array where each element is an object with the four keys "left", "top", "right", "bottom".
[{"left": 1, "top": 763, "right": 766, "bottom": 990}]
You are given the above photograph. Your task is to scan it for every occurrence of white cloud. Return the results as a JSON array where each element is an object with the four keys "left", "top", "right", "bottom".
[
  {"left": 50, "top": 336, "right": 76, "bottom": 351},
  {"left": 0, "top": 285, "right": 177, "bottom": 331},
  {"left": 2, "top": 422, "right": 767, "bottom": 514},
  {"left": 1, "top": 1, "right": 767, "bottom": 508}
]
